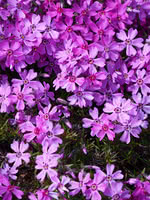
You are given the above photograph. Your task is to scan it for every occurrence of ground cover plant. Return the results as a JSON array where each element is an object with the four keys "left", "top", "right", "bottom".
[{"left": 1, "top": 0, "right": 150, "bottom": 199}]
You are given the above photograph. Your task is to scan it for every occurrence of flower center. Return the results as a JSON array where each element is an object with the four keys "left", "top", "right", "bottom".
[
  {"left": 117, "top": 16, "right": 121, "bottom": 21},
  {"left": 89, "top": 74, "right": 96, "bottom": 81},
  {"left": 24, "top": 79, "right": 29, "bottom": 85},
  {"left": 138, "top": 103, "right": 143, "bottom": 109},
  {"left": 125, "top": 39, "right": 131, "bottom": 45},
  {"left": 34, "top": 127, "right": 40, "bottom": 135},
  {"left": 124, "top": 73, "right": 128, "bottom": 79},
  {"left": 46, "top": 26, "right": 51, "bottom": 32},
  {"left": 43, "top": 163, "right": 48, "bottom": 170},
  {"left": 47, "top": 131, "right": 53, "bottom": 138},
  {"left": 114, "top": 107, "right": 121, "bottom": 113},
  {"left": 98, "top": 29, "right": 104, "bottom": 35},
  {"left": 88, "top": 58, "right": 94, "bottom": 64},
  {"left": 57, "top": 7, "right": 63, "bottom": 13},
  {"left": 81, "top": 9, "right": 87, "bottom": 15},
  {"left": 76, "top": 91, "right": 83, "bottom": 97},
  {"left": 106, "top": 175, "right": 112, "bottom": 181},
  {"left": 31, "top": 24, "right": 36, "bottom": 31},
  {"left": 137, "top": 78, "right": 143, "bottom": 85},
  {"left": 79, "top": 181, "right": 83, "bottom": 187},
  {"left": 8, "top": 185, "right": 14, "bottom": 191},
  {"left": 113, "top": 194, "right": 120, "bottom": 200},
  {"left": 17, "top": 93, "right": 24, "bottom": 100},
  {"left": 44, "top": 113, "right": 49, "bottom": 120},
  {"left": 82, "top": 44, "right": 88, "bottom": 50},
  {"left": 16, "top": 152, "right": 22, "bottom": 158},
  {"left": 102, "top": 124, "right": 109, "bottom": 131},
  {"left": 0, "top": 35, "right": 4, "bottom": 40},
  {"left": 67, "top": 26, "right": 72, "bottom": 32},
  {"left": 105, "top": 47, "right": 109, "bottom": 52},
  {"left": 91, "top": 184, "right": 97, "bottom": 191},
  {"left": 69, "top": 76, "right": 76, "bottom": 82},
  {"left": 7, "top": 49, "right": 13, "bottom": 56}
]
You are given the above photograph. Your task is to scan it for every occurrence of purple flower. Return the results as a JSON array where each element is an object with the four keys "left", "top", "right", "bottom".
[
  {"left": 86, "top": 171, "right": 105, "bottom": 200},
  {"left": 0, "top": 83, "right": 11, "bottom": 112},
  {"left": 117, "top": 28, "right": 143, "bottom": 56},
  {"left": 128, "top": 69, "right": 150, "bottom": 95},
  {"left": 68, "top": 87, "right": 94, "bottom": 108},
  {"left": 69, "top": 170, "right": 91, "bottom": 196},
  {"left": 7, "top": 140, "right": 30, "bottom": 167},
  {"left": 96, "top": 164, "right": 124, "bottom": 196},
  {"left": 103, "top": 96, "right": 133, "bottom": 123},
  {"left": 1, "top": 163, "right": 18, "bottom": 180},
  {"left": 43, "top": 15, "right": 59, "bottom": 40},
  {"left": 50, "top": 175, "right": 70, "bottom": 195},
  {"left": 115, "top": 118, "right": 142, "bottom": 144},
  {"left": 10, "top": 85, "right": 35, "bottom": 111},
  {"left": 12, "top": 69, "right": 42, "bottom": 90},
  {"left": 35, "top": 145, "right": 59, "bottom": 182}
]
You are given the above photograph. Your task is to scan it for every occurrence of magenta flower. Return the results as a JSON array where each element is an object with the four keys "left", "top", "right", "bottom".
[
  {"left": 92, "top": 114, "right": 115, "bottom": 141},
  {"left": 7, "top": 140, "right": 30, "bottom": 167},
  {"left": 103, "top": 96, "right": 133, "bottom": 123},
  {"left": 19, "top": 116, "right": 47, "bottom": 143},
  {"left": 48, "top": 2, "right": 73, "bottom": 21},
  {"left": 62, "top": 68, "right": 85, "bottom": 92},
  {"left": 117, "top": 28, "right": 143, "bottom": 56},
  {"left": 128, "top": 69, "right": 150, "bottom": 95},
  {"left": 0, "top": 179, "right": 24, "bottom": 200}
]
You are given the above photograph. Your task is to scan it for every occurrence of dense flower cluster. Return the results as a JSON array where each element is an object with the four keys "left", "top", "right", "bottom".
[{"left": 0, "top": 0, "right": 150, "bottom": 199}]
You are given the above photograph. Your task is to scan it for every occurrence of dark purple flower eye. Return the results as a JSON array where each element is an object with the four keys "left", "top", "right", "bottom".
[
  {"left": 114, "top": 107, "right": 121, "bottom": 113},
  {"left": 17, "top": 93, "right": 24, "bottom": 100},
  {"left": 91, "top": 184, "right": 97, "bottom": 191},
  {"left": 137, "top": 79, "right": 143, "bottom": 85}
]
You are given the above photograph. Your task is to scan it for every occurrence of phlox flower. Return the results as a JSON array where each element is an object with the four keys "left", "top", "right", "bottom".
[
  {"left": 19, "top": 116, "right": 47, "bottom": 143},
  {"left": 0, "top": 40, "right": 23, "bottom": 67},
  {"left": 128, "top": 69, "right": 150, "bottom": 95},
  {"left": 50, "top": 175, "right": 70, "bottom": 195},
  {"left": 1, "top": 163, "right": 18, "bottom": 180},
  {"left": 96, "top": 164, "right": 124, "bottom": 196},
  {"left": 106, "top": 182, "right": 131, "bottom": 200},
  {"left": 103, "top": 96, "right": 133, "bottom": 123},
  {"left": 29, "top": 188, "right": 58, "bottom": 200},
  {"left": 86, "top": 171, "right": 105, "bottom": 200},
  {"left": 117, "top": 28, "right": 143, "bottom": 56},
  {"left": 115, "top": 117, "right": 142, "bottom": 144},
  {"left": 0, "top": 83, "right": 11, "bottom": 113},
  {"left": 10, "top": 85, "right": 35, "bottom": 111},
  {"left": 67, "top": 87, "right": 94, "bottom": 108},
  {"left": 6, "top": 140, "right": 31, "bottom": 167},
  {"left": 0, "top": 178, "right": 24, "bottom": 200},
  {"left": 69, "top": 169, "right": 91, "bottom": 196},
  {"left": 43, "top": 15, "right": 59, "bottom": 40},
  {"left": 12, "top": 69, "right": 42, "bottom": 90},
  {"left": 35, "top": 144, "right": 59, "bottom": 182},
  {"left": 92, "top": 114, "right": 115, "bottom": 141},
  {"left": 61, "top": 68, "right": 85, "bottom": 92}
]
